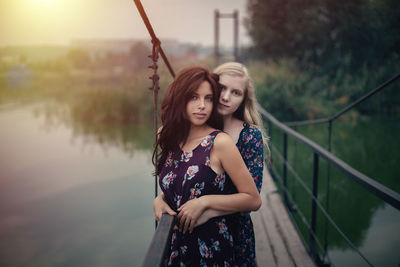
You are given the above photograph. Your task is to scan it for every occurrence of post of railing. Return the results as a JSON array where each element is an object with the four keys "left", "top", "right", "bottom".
[
  {"left": 283, "top": 133, "right": 288, "bottom": 205},
  {"left": 214, "top": 9, "right": 220, "bottom": 67},
  {"left": 233, "top": 10, "right": 239, "bottom": 61},
  {"left": 142, "top": 214, "right": 175, "bottom": 267},
  {"left": 327, "top": 120, "right": 332, "bottom": 153},
  {"left": 310, "top": 152, "right": 319, "bottom": 261},
  {"left": 323, "top": 120, "right": 333, "bottom": 256}
]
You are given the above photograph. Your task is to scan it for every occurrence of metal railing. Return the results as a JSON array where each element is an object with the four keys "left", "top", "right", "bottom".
[
  {"left": 273, "top": 72, "right": 400, "bottom": 266},
  {"left": 260, "top": 82, "right": 400, "bottom": 266},
  {"left": 142, "top": 214, "right": 175, "bottom": 267}
]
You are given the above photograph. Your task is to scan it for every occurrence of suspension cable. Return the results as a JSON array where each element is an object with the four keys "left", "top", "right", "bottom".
[
  {"left": 133, "top": 0, "right": 175, "bottom": 78},
  {"left": 131, "top": 0, "right": 177, "bottom": 230}
]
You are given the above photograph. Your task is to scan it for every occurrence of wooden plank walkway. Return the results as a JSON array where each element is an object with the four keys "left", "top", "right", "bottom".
[{"left": 251, "top": 169, "right": 315, "bottom": 267}]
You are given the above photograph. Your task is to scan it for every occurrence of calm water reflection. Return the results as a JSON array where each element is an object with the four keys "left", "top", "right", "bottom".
[{"left": 0, "top": 103, "right": 155, "bottom": 266}]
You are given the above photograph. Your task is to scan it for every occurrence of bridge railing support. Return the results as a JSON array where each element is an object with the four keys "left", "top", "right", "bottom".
[
  {"left": 259, "top": 104, "right": 400, "bottom": 267},
  {"left": 280, "top": 72, "right": 400, "bottom": 265},
  {"left": 283, "top": 133, "right": 288, "bottom": 205},
  {"left": 309, "top": 153, "right": 319, "bottom": 261},
  {"left": 142, "top": 214, "right": 175, "bottom": 267}
]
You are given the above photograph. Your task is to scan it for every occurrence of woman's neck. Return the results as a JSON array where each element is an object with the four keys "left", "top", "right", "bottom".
[
  {"left": 222, "top": 115, "right": 244, "bottom": 143},
  {"left": 223, "top": 115, "right": 241, "bottom": 130},
  {"left": 187, "top": 124, "right": 211, "bottom": 140}
]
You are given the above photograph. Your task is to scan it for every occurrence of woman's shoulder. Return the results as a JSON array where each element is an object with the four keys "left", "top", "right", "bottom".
[
  {"left": 214, "top": 131, "right": 235, "bottom": 149},
  {"left": 205, "top": 127, "right": 223, "bottom": 137}
]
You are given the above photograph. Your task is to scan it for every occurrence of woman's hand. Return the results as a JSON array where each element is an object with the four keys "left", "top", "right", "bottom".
[
  {"left": 194, "top": 209, "right": 234, "bottom": 227},
  {"left": 153, "top": 194, "right": 176, "bottom": 222},
  {"left": 194, "top": 209, "right": 214, "bottom": 227},
  {"left": 177, "top": 197, "right": 207, "bottom": 234}
]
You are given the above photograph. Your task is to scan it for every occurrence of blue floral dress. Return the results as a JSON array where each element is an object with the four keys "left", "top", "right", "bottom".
[
  {"left": 159, "top": 130, "right": 237, "bottom": 266},
  {"left": 231, "top": 122, "right": 264, "bottom": 266}
]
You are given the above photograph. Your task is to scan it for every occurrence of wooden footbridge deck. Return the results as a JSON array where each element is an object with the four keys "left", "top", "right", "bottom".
[{"left": 252, "top": 169, "right": 314, "bottom": 267}]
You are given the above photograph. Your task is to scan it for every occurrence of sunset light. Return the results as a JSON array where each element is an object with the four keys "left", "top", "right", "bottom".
[
  {"left": 1, "top": 0, "right": 91, "bottom": 45},
  {"left": 1, "top": 0, "right": 251, "bottom": 47},
  {"left": 32, "top": 0, "right": 61, "bottom": 6}
]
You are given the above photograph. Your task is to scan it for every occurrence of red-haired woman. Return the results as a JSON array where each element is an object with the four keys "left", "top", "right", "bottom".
[{"left": 153, "top": 66, "right": 261, "bottom": 266}]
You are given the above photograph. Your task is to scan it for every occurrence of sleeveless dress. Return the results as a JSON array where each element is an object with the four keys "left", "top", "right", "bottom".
[
  {"left": 159, "top": 130, "right": 237, "bottom": 266},
  {"left": 231, "top": 123, "right": 264, "bottom": 266}
]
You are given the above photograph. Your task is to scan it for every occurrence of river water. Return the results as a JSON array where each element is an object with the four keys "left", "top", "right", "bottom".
[{"left": 0, "top": 103, "right": 155, "bottom": 266}]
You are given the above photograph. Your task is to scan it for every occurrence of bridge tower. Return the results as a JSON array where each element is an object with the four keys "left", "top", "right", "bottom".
[{"left": 214, "top": 9, "right": 239, "bottom": 67}]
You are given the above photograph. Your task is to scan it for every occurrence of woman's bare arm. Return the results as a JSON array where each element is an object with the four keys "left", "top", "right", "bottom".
[{"left": 177, "top": 133, "right": 261, "bottom": 233}]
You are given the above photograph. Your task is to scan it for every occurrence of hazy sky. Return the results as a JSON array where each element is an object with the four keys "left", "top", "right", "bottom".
[{"left": 1, "top": 0, "right": 251, "bottom": 47}]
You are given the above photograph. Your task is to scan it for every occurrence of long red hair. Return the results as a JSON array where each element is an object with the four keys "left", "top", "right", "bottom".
[{"left": 153, "top": 66, "right": 222, "bottom": 175}]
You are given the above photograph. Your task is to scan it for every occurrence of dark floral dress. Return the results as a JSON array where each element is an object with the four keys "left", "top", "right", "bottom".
[
  {"left": 231, "top": 122, "right": 264, "bottom": 266},
  {"left": 159, "top": 130, "right": 237, "bottom": 266}
]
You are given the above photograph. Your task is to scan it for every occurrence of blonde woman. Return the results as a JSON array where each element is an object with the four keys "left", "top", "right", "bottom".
[{"left": 154, "top": 62, "right": 268, "bottom": 266}]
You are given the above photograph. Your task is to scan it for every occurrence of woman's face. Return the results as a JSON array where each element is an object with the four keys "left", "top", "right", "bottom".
[
  {"left": 186, "top": 81, "right": 214, "bottom": 127},
  {"left": 217, "top": 74, "right": 246, "bottom": 117}
]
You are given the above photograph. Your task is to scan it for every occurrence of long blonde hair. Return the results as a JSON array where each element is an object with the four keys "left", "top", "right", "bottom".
[{"left": 214, "top": 62, "right": 270, "bottom": 158}]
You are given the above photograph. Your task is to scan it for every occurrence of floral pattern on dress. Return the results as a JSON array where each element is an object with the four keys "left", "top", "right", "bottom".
[
  {"left": 165, "top": 151, "right": 174, "bottom": 167},
  {"left": 200, "top": 134, "right": 215, "bottom": 151},
  {"left": 205, "top": 156, "right": 211, "bottom": 167},
  {"left": 181, "top": 151, "right": 193, "bottom": 162},
  {"left": 189, "top": 182, "right": 205, "bottom": 200},
  {"left": 216, "top": 218, "right": 234, "bottom": 246},
  {"left": 173, "top": 159, "right": 180, "bottom": 168},
  {"left": 162, "top": 171, "right": 176, "bottom": 189},
  {"left": 182, "top": 165, "right": 199, "bottom": 186},
  {"left": 159, "top": 131, "right": 236, "bottom": 266},
  {"left": 198, "top": 238, "right": 220, "bottom": 259},
  {"left": 213, "top": 173, "right": 226, "bottom": 191},
  {"left": 232, "top": 123, "right": 264, "bottom": 266},
  {"left": 180, "top": 246, "right": 188, "bottom": 255},
  {"left": 174, "top": 192, "right": 183, "bottom": 208},
  {"left": 239, "top": 124, "right": 263, "bottom": 193},
  {"left": 168, "top": 250, "right": 179, "bottom": 266}
]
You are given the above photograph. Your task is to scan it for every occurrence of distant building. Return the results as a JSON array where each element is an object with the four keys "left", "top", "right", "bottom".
[{"left": 70, "top": 38, "right": 213, "bottom": 61}]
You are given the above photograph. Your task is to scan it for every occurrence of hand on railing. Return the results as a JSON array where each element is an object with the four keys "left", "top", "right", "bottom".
[{"left": 153, "top": 193, "right": 177, "bottom": 222}]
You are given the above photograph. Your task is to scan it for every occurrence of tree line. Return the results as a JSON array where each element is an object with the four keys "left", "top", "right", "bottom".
[{"left": 244, "top": 0, "right": 400, "bottom": 120}]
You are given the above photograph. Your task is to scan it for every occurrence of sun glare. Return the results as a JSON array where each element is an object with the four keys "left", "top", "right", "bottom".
[
  {"left": 1, "top": 0, "right": 83, "bottom": 45},
  {"left": 33, "top": 0, "right": 60, "bottom": 6},
  {"left": 22, "top": 0, "right": 69, "bottom": 22}
]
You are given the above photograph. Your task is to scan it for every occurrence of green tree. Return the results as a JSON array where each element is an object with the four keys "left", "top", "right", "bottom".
[{"left": 245, "top": 0, "right": 400, "bottom": 68}]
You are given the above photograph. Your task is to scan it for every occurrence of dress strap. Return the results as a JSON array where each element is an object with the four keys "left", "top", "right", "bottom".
[
  {"left": 209, "top": 130, "right": 222, "bottom": 137},
  {"left": 196, "top": 130, "right": 221, "bottom": 154}
]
